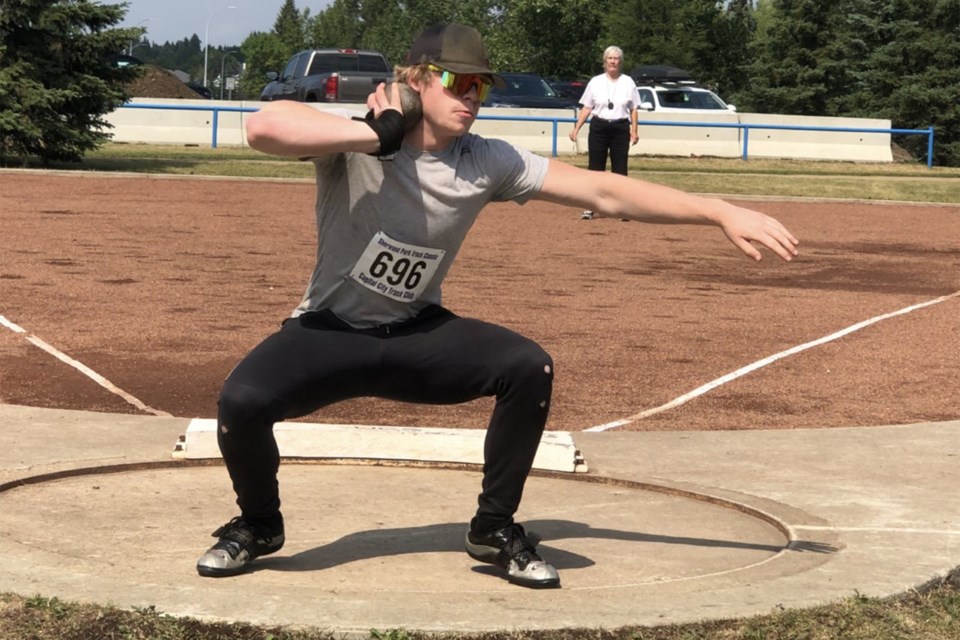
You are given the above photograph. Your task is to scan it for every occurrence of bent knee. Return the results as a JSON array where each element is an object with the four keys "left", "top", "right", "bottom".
[
  {"left": 218, "top": 380, "right": 284, "bottom": 433},
  {"left": 501, "top": 342, "right": 554, "bottom": 388}
]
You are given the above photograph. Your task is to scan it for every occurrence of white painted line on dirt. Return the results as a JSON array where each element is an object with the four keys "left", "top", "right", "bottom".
[
  {"left": 0, "top": 314, "right": 172, "bottom": 417},
  {"left": 585, "top": 291, "right": 960, "bottom": 433}
]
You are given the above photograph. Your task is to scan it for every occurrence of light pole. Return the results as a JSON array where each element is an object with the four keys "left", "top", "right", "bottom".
[
  {"left": 128, "top": 18, "right": 153, "bottom": 55},
  {"left": 220, "top": 50, "right": 240, "bottom": 100},
  {"left": 203, "top": 5, "right": 237, "bottom": 89}
]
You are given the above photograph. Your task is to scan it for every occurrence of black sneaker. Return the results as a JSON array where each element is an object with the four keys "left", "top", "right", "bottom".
[
  {"left": 196, "top": 516, "right": 285, "bottom": 577},
  {"left": 465, "top": 523, "right": 560, "bottom": 588}
]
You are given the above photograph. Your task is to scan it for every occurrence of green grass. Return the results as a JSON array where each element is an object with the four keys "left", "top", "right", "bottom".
[
  {"left": 10, "top": 142, "right": 960, "bottom": 203},
  {"left": 3, "top": 143, "right": 959, "bottom": 638},
  {"left": 1, "top": 568, "right": 957, "bottom": 639}
]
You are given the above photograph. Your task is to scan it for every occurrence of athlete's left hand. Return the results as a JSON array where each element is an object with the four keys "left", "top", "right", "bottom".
[{"left": 718, "top": 206, "right": 799, "bottom": 262}]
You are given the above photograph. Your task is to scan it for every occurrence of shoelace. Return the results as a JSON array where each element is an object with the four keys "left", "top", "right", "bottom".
[
  {"left": 501, "top": 525, "right": 542, "bottom": 569},
  {"left": 211, "top": 517, "right": 257, "bottom": 546}
]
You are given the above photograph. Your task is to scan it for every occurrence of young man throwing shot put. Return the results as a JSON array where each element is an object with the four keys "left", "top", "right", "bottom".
[{"left": 197, "top": 23, "right": 799, "bottom": 588}]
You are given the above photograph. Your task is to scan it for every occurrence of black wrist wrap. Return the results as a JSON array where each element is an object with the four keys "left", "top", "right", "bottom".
[{"left": 364, "top": 109, "right": 405, "bottom": 158}]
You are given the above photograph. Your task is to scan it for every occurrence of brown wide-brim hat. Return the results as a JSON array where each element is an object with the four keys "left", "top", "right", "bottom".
[{"left": 406, "top": 23, "right": 506, "bottom": 89}]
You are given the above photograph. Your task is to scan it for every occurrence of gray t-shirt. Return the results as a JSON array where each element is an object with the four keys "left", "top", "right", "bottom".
[{"left": 293, "top": 132, "right": 549, "bottom": 328}]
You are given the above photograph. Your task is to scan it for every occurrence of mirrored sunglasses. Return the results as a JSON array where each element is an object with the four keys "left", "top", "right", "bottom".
[{"left": 428, "top": 65, "right": 493, "bottom": 102}]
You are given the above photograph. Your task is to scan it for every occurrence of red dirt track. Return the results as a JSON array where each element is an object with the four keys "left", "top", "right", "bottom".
[{"left": 1, "top": 171, "right": 958, "bottom": 432}]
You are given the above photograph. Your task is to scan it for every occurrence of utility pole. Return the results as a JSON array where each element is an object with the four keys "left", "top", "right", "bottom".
[
  {"left": 128, "top": 18, "right": 152, "bottom": 56},
  {"left": 203, "top": 5, "right": 237, "bottom": 88},
  {"left": 220, "top": 51, "right": 240, "bottom": 100}
]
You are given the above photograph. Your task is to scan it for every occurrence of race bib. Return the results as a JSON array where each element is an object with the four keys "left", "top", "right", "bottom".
[{"left": 349, "top": 231, "right": 446, "bottom": 302}]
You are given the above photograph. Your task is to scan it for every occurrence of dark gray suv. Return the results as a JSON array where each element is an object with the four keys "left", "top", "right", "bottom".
[{"left": 482, "top": 73, "right": 578, "bottom": 109}]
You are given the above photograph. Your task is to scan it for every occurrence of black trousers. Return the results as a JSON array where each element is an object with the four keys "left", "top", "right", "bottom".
[
  {"left": 587, "top": 118, "right": 631, "bottom": 175},
  {"left": 216, "top": 305, "right": 554, "bottom": 534}
]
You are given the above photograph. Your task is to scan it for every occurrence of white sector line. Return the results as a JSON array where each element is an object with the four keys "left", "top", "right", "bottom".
[
  {"left": 585, "top": 291, "right": 960, "bottom": 433},
  {"left": 0, "top": 314, "right": 172, "bottom": 417}
]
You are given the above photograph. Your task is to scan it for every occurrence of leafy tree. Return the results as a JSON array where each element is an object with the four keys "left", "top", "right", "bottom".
[
  {"left": 308, "top": 0, "right": 507, "bottom": 69},
  {"left": 0, "top": 0, "right": 141, "bottom": 164},
  {"left": 359, "top": 0, "right": 412, "bottom": 65},
  {"left": 310, "top": 0, "right": 363, "bottom": 48},
  {"left": 500, "top": 0, "right": 607, "bottom": 78},
  {"left": 603, "top": 0, "right": 723, "bottom": 78},
  {"left": 390, "top": 0, "right": 506, "bottom": 66},
  {"left": 238, "top": 31, "right": 288, "bottom": 100},
  {"left": 236, "top": 0, "right": 310, "bottom": 101}
]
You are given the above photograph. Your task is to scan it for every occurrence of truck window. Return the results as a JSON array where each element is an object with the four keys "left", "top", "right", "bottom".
[
  {"left": 281, "top": 55, "right": 300, "bottom": 82},
  {"left": 293, "top": 52, "right": 310, "bottom": 79},
  {"left": 334, "top": 54, "right": 360, "bottom": 72},
  {"left": 358, "top": 54, "right": 389, "bottom": 72},
  {"left": 303, "top": 52, "right": 390, "bottom": 76},
  {"left": 307, "top": 56, "right": 337, "bottom": 75}
]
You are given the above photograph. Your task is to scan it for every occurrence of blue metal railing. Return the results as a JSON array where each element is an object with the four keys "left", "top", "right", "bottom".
[
  {"left": 643, "top": 120, "right": 935, "bottom": 168},
  {"left": 119, "top": 103, "right": 936, "bottom": 168},
  {"left": 121, "top": 103, "right": 253, "bottom": 149}
]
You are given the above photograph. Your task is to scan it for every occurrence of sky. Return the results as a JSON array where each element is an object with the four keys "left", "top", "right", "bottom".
[{"left": 119, "top": 0, "right": 334, "bottom": 48}]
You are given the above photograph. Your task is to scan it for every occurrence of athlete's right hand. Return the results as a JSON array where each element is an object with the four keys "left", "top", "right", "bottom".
[{"left": 367, "top": 82, "right": 404, "bottom": 119}]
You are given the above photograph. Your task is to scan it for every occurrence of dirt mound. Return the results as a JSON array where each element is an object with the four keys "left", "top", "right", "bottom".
[{"left": 126, "top": 65, "right": 206, "bottom": 99}]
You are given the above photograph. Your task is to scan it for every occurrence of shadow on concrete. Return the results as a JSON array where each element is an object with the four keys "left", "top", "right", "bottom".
[{"left": 255, "top": 519, "right": 837, "bottom": 574}]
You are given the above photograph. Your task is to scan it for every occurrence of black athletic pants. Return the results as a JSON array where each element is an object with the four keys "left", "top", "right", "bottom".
[
  {"left": 216, "top": 305, "right": 554, "bottom": 534},
  {"left": 587, "top": 118, "right": 631, "bottom": 175}
]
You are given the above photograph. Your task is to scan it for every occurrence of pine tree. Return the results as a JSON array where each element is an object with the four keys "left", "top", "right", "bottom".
[
  {"left": 739, "top": 0, "right": 870, "bottom": 116},
  {"left": 274, "top": 0, "right": 306, "bottom": 54},
  {"left": 0, "top": 0, "right": 140, "bottom": 164},
  {"left": 708, "top": 0, "right": 757, "bottom": 96},
  {"left": 854, "top": 0, "right": 960, "bottom": 165}
]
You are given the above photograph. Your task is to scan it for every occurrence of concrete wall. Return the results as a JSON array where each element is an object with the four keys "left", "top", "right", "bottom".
[
  {"left": 738, "top": 113, "right": 893, "bottom": 162},
  {"left": 106, "top": 98, "right": 259, "bottom": 147},
  {"left": 104, "top": 98, "right": 894, "bottom": 163},
  {"left": 470, "top": 107, "right": 579, "bottom": 156},
  {"left": 633, "top": 112, "right": 741, "bottom": 158}
]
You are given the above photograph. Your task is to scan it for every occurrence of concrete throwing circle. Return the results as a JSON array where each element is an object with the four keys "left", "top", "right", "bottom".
[{"left": 0, "top": 463, "right": 790, "bottom": 632}]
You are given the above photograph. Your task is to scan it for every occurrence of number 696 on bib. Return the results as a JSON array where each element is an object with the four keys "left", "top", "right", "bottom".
[{"left": 349, "top": 231, "right": 446, "bottom": 302}]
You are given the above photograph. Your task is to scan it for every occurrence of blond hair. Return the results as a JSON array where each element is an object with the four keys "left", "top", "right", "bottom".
[{"left": 394, "top": 63, "right": 434, "bottom": 85}]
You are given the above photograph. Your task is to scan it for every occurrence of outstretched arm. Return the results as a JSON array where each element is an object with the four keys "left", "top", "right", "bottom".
[{"left": 537, "top": 159, "right": 799, "bottom": 262}]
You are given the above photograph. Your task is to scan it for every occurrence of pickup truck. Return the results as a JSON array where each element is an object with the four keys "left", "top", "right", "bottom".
[{"left": 260, "top": 48, "right": 393, "bottom": 103}]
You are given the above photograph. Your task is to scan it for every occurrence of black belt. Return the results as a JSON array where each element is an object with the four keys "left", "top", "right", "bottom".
[{"left": 595, "top": 118, "right": 629, "bottom": 124}]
